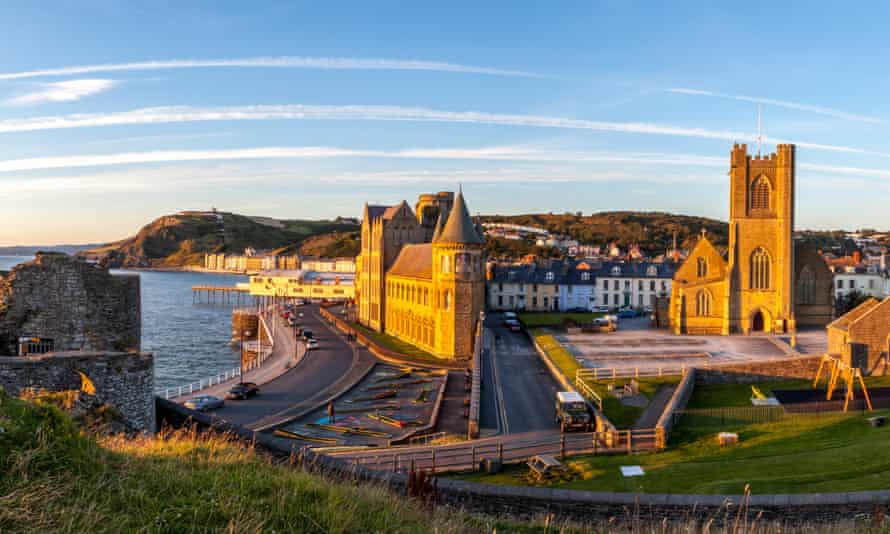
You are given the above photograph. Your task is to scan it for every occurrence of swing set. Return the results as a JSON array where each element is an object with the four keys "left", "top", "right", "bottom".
[{"left": 812, "top": 354, "right": 873, "bottom": 412}]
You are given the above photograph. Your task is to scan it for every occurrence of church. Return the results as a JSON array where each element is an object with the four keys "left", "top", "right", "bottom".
[
  {"left": 669, "top": 143, "right": 833, "bottom": 335},
  {"left": 355, "top": 190, "right": 486, "bottom": 359}
]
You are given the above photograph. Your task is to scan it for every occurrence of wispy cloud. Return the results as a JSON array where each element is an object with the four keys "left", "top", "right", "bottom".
[
  {"left": 0, "top": 146, "right": 728, "bottom": 173},
  {"left": 7, "top": 79, "right": 119, "bottom": 105},
  {"left": 666, "top": 88, "right": 885, "bottom": 125},
  {"left": 0, "top": 57, "right": 542, "bottom": 81},
  {"left": 0, "top": 103, "right": 883, "bottom": 158}
]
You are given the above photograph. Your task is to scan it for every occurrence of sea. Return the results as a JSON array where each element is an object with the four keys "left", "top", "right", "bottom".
[{"left": 0, "top": 255, "right": 247, "bottom": 392}]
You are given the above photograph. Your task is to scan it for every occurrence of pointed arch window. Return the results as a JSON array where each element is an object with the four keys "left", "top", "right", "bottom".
[
  {"left": 798, "top": 265, "right": 816, "bottom": 305},
  {"left": 750, "top": 176, "right": 771, "bottom": 211},
  {"left": 695, "top": 289, "right": 712, "bottom": 316},
  {"left": 696, "top": 257, "right": 708, "bottom": 278},
  {"left": 750, "top": 248, "right": 771, "bottom": 290}
]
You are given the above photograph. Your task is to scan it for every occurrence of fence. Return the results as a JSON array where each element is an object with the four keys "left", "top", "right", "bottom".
[
  {"left": 338, "top": 428, "right": 662, "bottom": 475},
  {"left": 574, "top": 377, "right": 603, "bottom": 411},
  {"left": 156, "top": 307, "right": 276, "bottom": 399},
  {"left": 577, "top": 366, "right": 689, "bottom": 381}
]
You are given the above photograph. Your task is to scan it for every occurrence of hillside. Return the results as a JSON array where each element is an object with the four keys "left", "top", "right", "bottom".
[
  {"left": 483, "top": 211, "right": 729, "bottom": 257},
  {"left": 79, "top": 212, "right": 359, "bottom": 268}
]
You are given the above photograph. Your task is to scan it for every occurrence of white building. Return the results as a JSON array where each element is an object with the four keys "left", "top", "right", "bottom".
[{"left": 594, "top": 262, "right": 674, "bottom": 310}]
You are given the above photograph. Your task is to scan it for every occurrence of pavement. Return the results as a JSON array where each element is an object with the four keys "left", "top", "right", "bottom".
[
  {"left": 198, "top": 304, "right": 374, "bottom": 429},
  {"left": 482, "top": 313, "right": 560, "bottom": 435}
]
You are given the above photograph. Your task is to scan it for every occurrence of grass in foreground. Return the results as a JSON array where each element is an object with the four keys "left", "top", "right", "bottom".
[
  {"left": 458, "top": 408, "right": 890, "bottom": 495},
  {"left": 519, "top": 312, "right": 603, "bottom": 328},
  {"left": 351, "top": 321, "right": 444, "bottom": 364}
]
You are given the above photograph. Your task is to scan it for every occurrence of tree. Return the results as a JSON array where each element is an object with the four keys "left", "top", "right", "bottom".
[{"left": 835, "top": 289, "right": 871, "bottom": 316}]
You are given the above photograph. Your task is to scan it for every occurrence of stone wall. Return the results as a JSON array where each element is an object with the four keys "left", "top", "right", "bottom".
[
  {"left": 695, "top": 355, "right": 821, "bottom": 385},
  {"left": 0, "top": 253, "right": 140, "bottom": 355},
  {"left": 1, "top": 351, "right": 154, "bottom": 431}
]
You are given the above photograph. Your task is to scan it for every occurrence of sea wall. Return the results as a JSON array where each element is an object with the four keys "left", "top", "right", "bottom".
[
  {"left": 0, "top": 253, "right": 140, "bottom": 355},
  {"left": 1, "top": 351, "right": 154, "bottom": 431}
]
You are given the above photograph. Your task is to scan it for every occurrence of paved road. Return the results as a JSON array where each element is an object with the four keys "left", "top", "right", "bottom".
[
  {"left": 207, "top": 304, "right": 370, "bottom": 428},
  {"left": 483, "top": 314, "right": 560, "bottom": 435}
]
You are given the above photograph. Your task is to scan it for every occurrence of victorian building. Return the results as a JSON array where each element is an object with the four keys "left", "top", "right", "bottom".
[{"left": 355, "top": 190, "right": 485, "bottom": 359}]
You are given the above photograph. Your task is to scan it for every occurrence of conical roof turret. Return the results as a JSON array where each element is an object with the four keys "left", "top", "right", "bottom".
[
  {"left": 432, "top": 210, "right": 446, "bottom": 241},
  {"left": 434, "top": 190, "right": 484, "bottom": 244}
]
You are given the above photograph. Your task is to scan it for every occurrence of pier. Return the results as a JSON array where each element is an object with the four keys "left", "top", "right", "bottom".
[{"left": 191, "top": 285, "right": 256, "bottom": 306}]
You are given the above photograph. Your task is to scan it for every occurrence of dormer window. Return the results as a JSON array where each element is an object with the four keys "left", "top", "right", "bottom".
[
  {"left": 545, "top": 272, "right": 554, "bottom": 281},
  {"left": 647, "top": 266, "right": 658, "bottom": 277},
  {"left": 581, "top": 272, "right": 591, "bottom": 281},
  {"left": 611, "top": 266, "right": 621, "bottom": 276}
]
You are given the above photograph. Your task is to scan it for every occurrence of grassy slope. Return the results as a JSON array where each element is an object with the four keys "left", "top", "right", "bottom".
[
  {"left": 459, "top": 410, "right": 890, "bottom": 494},
  {"left": 351, "top": 321, "right": 445, "bottom": 364},
  {"left": 81, "top": 213, "right": 358, "bottom": 268},
  {"left": 2, "top": 392, "right": 564, "bottom": 533}
]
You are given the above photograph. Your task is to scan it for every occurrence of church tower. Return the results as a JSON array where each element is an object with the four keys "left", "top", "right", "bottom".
[
  {"left": 432, "top": 190, "right": 486, "bottom": 358},
  {"left": 726, "top": 143, "right": 795, "bottom": 333}
]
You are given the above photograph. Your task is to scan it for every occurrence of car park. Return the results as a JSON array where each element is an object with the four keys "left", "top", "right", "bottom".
[
  {"left": 225, "top": 382, "right": 259, "bottom": 400},
  {"left": 183, "top": 395, "right": 225, "bottom": 411}
]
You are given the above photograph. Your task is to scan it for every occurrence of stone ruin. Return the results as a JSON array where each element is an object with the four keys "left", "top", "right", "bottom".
[{"left": 0, "top": 253, "right": 154, "bottom": 431}]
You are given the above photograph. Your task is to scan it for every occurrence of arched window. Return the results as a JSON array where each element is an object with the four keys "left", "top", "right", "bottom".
[
  {"left": 444, "top": 290, "right": 451, "bottom": 311},
  {"left": 750, "top": 176, "right": 771, "bottom": 211},
  {"left": 695, "top": 289, "right": 711, "bottom": 316},
  {"left": 750, "top": 248, "right": 771, "bottom": 290},
  {"left": 696, "top": 257, "right": 708, "bottom": 278},
  {"left": 440, "top": 255, "right": 451, "bottom": 273},
  {"left": 798, "top": 265, "right": 816, "bottom": 305}
]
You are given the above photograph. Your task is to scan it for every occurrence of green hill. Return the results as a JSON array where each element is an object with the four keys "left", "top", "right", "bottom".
[
  {"left": 79, "top": 212, "right": 359, "bottom": 268},
  {"left": 483, "top": 211, "right": 728, "bottom": 257}
]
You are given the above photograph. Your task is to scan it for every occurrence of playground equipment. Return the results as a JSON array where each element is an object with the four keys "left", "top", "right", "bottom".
[{"left": 812, "top": 354, "right": 873, "bottom": 412}]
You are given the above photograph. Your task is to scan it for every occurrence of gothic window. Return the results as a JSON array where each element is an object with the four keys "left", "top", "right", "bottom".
[
  {"left": 695, "top": 289, "right": 712, "bottom": 316},
  {"left": 697, "top": 257, "right": 708, "bottom": 278},
  {"left": 440, "top": 255, "right": 451, "bottom": 273},
  {"left": 455, "top": 253, "right": 471, "bottom": 274},
  {"left": 750, "top": 248, "right": 771, "bottom": 290},
  {"left": 750, "top": 176, "right": 771, "bottom": 211},
  {"left": 798, "top": 265, "right": 816, "bottom": 305}
]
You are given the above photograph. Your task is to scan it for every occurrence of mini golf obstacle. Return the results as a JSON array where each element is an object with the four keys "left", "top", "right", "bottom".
[{"left": 812, "top": 354, "right": 873, "bottom": 413}]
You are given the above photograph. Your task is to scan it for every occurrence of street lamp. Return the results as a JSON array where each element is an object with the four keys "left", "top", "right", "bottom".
[{"left": 240, "top": 329, "right": 253, "bottom": 384}]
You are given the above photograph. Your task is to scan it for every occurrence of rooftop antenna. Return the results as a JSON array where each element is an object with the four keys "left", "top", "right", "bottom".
[{"left": 757, "top": 104, "right": 763, "bottom": 156}]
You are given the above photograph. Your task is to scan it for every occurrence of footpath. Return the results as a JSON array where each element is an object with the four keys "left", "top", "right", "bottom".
[{"left": 176, "top": 312, "right": 304, "bottom": 402}]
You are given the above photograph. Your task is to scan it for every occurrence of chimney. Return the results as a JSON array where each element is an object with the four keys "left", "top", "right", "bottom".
[{"left": 853, "top": 250, "right": 862, "bottom": 265}]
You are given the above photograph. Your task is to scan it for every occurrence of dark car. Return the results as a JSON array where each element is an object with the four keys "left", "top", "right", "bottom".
[
  {"left": 504, "top": 319, "right": 522, "bottom": 332},
  {"left": 617, "top": 308, "right": 637, "bottom": 319},
  {"left": 226, "top": 382, "right": 259, "bottom": 400},
  {"left": 302, "top": 330, "right": 314, "bottom": 340}
]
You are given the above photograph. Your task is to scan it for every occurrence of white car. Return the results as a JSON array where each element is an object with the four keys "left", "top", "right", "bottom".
[{"left": 306, "top": 338, "right": 319, "bottom": 349}]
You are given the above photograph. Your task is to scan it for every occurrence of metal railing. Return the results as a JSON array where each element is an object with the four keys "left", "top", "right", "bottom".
[
  {"left": 574, "top": 377, "right": 603, "bottom": 411},
  {"left": 335, "top": 428, "right": 661, "bottom": 475},
  {"left": 157, "top": 306, "right": 278, "bottom": 400}
]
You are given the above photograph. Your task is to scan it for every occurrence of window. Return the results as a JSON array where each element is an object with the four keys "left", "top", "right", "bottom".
[
  {"left": 798, "top": 265, "right": 816, "bottom": 305},
  {"left": 695, "top": 289, "right": 712, "bottom": 316},
  {"left": 650, "top": 281, "right": 655, "bottom": 291},
  {"left": 837, "top": 279, "right": 843, "bottom": 289},
  {"left": 750, "top": 175, "right": 771, "bottom": 211},
  {"left": 532, "top": 296, "right": 538, "bottom": 307},
  {"left": 613, "top": 280, "right": 619, "bottom": 290},
  {"left": 638, "top": 281, "right": 643, "bottom": 291},
  {"left": 611, "top": 266, "right": 621, "bottom": 276},
  {"left": 498, "top": 295, "right": 503, "bottom": 306},
  {"left": 543, "top": 297, "right": 549, "bottom": 309},
  {"left": 581, "top": 272, "right": 591, "bottom": 281},
  {"left": 545, "top": 272, "right": 554, "bottom": 281},
  {"left": 444, "top": 291, "right": 451, "bottom": 310},
  {"left": 440, "top": 255, "right": 451, "bottom": 273},
  {"left": 498, "top": 283, "right": 503, "bottom": 292},
  {"left": 849, "top": 280, "right": 855, "bottom": 289},
  {"left": 455, "top": 252, "right": 471, "bottom": 274},
  {"left": 750, "top": 248, "right": 770, "bottom": 290},
  {"left": 603, "top": 280, "right": 608, "bottom": 289},
  {"left": 533, "top": 284, "right": 538, "bottom": 293},
  {"left": 647, "top": 266, "right": 658, "bottom": 277},
  {"left": 697, "top": 257, "right": 708, "bottom": 278},
  {"left": 613, "top": 294, "right": 619, "bottom": 306},
  {"left": 624, "top": 281, "right": 630, "bottom": 289}
]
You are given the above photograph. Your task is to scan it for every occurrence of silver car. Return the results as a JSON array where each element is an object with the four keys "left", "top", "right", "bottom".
[{"left": 183, "top": 395, "right": 225, "bottom": 411}]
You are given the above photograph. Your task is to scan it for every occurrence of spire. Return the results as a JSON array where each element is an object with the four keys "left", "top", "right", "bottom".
[
  {"left": 432, "top": 210, "right": 446, "bottom": 241},
  {"left": 434, "top": 190, "right": 484, "bottom": 244}
]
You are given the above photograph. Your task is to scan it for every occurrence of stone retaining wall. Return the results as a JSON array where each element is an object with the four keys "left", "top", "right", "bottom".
[
  {"left": 654, "top": 369, "right": 696, "bottom": 448},
  {"left": 695, "top": 355, "right": 822, "bottom": 385},
  {"left": 156, "top": 397, "right": 890, "bottom": 526},
  {"left": 2, "top": 351, "right": 154, "bottom": 431}
]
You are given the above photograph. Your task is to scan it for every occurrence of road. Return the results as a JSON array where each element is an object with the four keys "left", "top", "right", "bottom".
[
  {"left": 207, "top": 304, "right": 374, "bottom": 429},
  {"left": 482, "top": 313, "right": 560, "bottom": 435}
]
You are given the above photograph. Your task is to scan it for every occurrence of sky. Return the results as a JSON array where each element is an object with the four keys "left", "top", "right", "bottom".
[{"left": 3, "top": 1, "right": 890, "bottom": 245}]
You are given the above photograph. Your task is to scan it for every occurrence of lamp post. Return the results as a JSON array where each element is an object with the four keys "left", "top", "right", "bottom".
[{"left": 240, "top": 329, "right": 252, "bottom": 384}]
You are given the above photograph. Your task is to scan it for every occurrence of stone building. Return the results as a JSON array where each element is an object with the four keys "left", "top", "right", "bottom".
[
  {"left": 356, "top": 190, "right": 485, "bottom": 359},
  {"left": 0, "top": 253, "right": 141, "bottom": 355},
  {"left": 669, "top": 144, "right": 833, "bottom": 335},
  {"left": 826, "top": 297, "right": 890, "bottom": 374}
]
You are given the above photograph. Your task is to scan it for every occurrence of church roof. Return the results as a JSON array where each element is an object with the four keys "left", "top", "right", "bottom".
[
  {"left": 365, "top": 204, "right": 389, "bottom": 221},
  {"left": 387, "top": 243, "right": 433, "bottom": 280},
  {"left": 383, "top": 200, "right": 411, "bottom": 220},
  {"left": 433, "top": 191, "right": 484, "bottom": 244}
]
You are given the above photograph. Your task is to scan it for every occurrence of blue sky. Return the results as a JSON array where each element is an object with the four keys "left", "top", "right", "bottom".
[{"left": 3, "top": 1, "right": 890, "bottom": 245}]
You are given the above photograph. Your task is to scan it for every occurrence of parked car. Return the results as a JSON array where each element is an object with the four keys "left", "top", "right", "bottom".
[
  {"left": 503, "top": 311, "right": 518, "bottom": 320},
  {"left": 302, "top": 330, "right": 314, "bottom": 340},
  {"left": 618, "top": 308, "right": 637, "bottom": 319},
  {"left": 183, "top": 395, "right": 225, "bottom": 411},
  {"left": 306, "top": 338, "right": 319, "bottom": 349},
  {"left": 555, "top": 391, "right": 592, "bottom": 432},
  {"left": 593, "top": 316, "right": 617, "bottom": 332},
  {"left": 504, "top": 319, "right": 522, "bottom": 332},
  {"left": 566, "top": 307, "right": 588, "bottom": 313},
  {"left": 593, "top": 305, "right": 610, "bottom": 314},
  {"left": 225, "top": 382, "right": 260, "bottom": 400}
]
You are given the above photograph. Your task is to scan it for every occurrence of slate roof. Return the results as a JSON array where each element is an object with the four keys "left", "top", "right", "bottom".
[
  {"left": 365, "top": 204, "right": 389, "bottom": 221},
  {"left": 827, "top": 297, "right": 881, "bottom": 331},
  {"left": 387, "top": 244, "right": 433, "bottom": 280},
  {"left": 488, "top": 259, "right": 675, "bottom": 285},
  {"left": 434, "top": 191, "right": 484, "bottom": 244}
]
